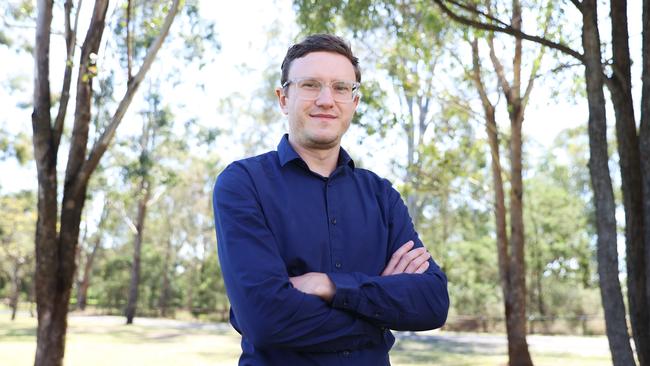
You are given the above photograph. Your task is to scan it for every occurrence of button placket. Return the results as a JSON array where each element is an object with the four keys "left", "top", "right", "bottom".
[{"left": 327, "top": 176, "right": 343, "bottom": 272}]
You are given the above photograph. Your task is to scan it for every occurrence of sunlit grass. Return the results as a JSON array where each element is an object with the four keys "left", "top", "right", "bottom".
[
  {"left": 0, "top": 315, "right": 612, "bottom": 365},
  {"left": 0, "top": 315, "right": 241, "bottom": 366}
]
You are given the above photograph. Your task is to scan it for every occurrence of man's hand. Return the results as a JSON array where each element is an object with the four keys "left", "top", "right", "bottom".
[
  {"left": 290, "top": 272, "right": 336, "bottom": 302},
  {"left": 381, "top": 240, "right": 430, "bottom": 276}
]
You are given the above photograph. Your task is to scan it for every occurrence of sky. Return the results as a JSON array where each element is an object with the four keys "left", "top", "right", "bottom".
[{"left": 0, "top": 0, "right": 643, "bottom": 194}]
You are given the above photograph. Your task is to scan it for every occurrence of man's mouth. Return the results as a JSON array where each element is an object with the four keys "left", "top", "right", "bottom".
[{"left": 310, "top": 113, "right": 337, "bottom": 119}]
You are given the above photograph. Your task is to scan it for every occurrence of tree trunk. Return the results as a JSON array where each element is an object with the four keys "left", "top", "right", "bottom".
[
  {"left": 76, "top": 235, "right": 101, "bottom": 311},
  {"left": 508, "top": 113, "right": 532, "bottom": 366},
  {"left": 608, "top": 1, "right": 650, "bottom": 364},
  {"left": 470, "top": 37, "right": 513, "bottom": 352},
  {"left": 31, "top": 0, "right": 179, "bottom": 361},
  {"left": 125, "top": 171, "right": 152, "bottom": 324},
  {"left": 582, "top": 1, "right": 637, "bottom": 365},
  {"left": 641, "top": 0, "right": 650, "bottom": 331}
]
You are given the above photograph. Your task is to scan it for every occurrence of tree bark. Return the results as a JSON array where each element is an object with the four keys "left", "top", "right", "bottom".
[
  {"left": 582, "top": 1, "right": 637, "bottom": 365},
  {"left": 608, "top": 1, "right": 650, "bottom": 363},
  {"left": 641, "top": 0, "right": 650, "bottom": 332}
]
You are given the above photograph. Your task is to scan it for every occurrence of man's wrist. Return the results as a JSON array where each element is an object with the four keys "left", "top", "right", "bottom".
[{"left": 317, "top": 273, "right": 335, "bottom": 302}]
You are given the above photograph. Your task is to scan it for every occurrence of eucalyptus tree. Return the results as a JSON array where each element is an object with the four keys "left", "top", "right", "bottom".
[
  {"left": 31, "top": 0, "right": 182, "bottom": 364},
  {"left": 460, "top": 1, "right": 564, "bottom": 362},
  {"left": 433, "top": 0, "right": 647, "bottom": 364}
]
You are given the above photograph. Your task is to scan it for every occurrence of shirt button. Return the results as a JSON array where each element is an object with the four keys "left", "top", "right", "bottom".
[
  {"left": 331, "top": 217, "right": 337, "bottom": 225},
  {"left": 335, "top": 262, "right": 342, "bottom": 269}
]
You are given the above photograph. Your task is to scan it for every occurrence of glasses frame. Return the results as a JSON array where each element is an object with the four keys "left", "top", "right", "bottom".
[{"left": 281, "top": 77, "right": 361, "bottom": 103}]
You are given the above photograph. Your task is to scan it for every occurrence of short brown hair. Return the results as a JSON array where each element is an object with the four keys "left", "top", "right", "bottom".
[{"left": 280, "top": 34, "right": 361, "bottom": 85}]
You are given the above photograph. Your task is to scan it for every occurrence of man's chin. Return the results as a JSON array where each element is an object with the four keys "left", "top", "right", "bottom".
[{"left": 306, "top": 136, "right": 340, "bottom": 150}]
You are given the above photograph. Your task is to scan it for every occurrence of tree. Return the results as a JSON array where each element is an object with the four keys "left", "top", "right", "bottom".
[
  {"left": 123, "top": 85, "right": 177, "bottom": 324},
  {"left": 432, "top": 0, "right": 645, "bottom": 364},
  {"left": 31, "top": 0, "right": 181, "bottom": 364},
  {"left": 462, "top": 2, "right": 557, "bottom": 362}
]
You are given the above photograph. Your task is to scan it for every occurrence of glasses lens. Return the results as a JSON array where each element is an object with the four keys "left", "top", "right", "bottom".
[{"left": 293, "top": 79, "right": 357, "bottom": 102}]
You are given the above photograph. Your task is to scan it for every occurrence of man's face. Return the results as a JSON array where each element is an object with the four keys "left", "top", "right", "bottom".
[{"left": 276, "top": 51, "right": 359, "bottom": 151}]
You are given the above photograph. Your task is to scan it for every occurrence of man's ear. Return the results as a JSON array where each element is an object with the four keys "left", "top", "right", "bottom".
[{"left": 276, "top": 88, "right": 289, "bottom": 115}]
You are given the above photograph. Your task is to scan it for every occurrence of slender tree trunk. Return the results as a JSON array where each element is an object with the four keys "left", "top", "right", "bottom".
[
  {"left": 125, "top": 177, "right": 151, "bottom": 324},
  {"left": 608, "top": 2, "right": 650, "bottom": 363},
  {"left": 508, "top": 113, "right": 532, "bottom": 366},
  {"left": 641, "top": 0, "right": 650, "bottom": 329},
  {"left": 470, "top": 38, "right": 512, "bottom": 348},
  {"left": 582, "top": 1, "right": 637, "bottom": 365},
  {"left": 76, "top": 235, "right": 101, "bottom": 311}
]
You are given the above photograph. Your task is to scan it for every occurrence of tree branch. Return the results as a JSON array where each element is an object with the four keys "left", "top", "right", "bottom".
[
  {"left": 52, "top": 0, "right": 80, "bottom": 152},
  {"left": 487, "top": 36, "right": 513, "bottom": 103},
  {"left": 64, "top": 0, "right": 108, "bottom": 194},
  {"left": 432, "top": 0, "right": 584, "bottom": 62},
  {"left": 569, "top": 0, "right": 582, "bottom": 12},
  {"left": 79, "top": 0, "right": 182, "bottom": 191},
  {"left": 32, "top": 0, "right": 54, "bottom": 173}
]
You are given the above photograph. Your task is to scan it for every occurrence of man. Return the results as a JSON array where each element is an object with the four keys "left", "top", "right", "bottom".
[{"left": 213, "top": 34, "right": 449, "bottom": 365}]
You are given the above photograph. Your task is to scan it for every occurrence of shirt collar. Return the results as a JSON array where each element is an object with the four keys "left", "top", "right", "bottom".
[{"left": 277, "top": 134, "right": 355, "bottom": 170}]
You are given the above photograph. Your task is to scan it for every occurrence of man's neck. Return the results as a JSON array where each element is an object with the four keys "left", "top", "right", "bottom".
[{"left": 288, "top": 139, "right": 340, "bottom": 178}]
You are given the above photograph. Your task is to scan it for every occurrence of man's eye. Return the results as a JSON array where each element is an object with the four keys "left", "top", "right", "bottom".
[
  {"left": 300, "top": 80, "right": 321, "bottom": 89},
  {"left": 333, "top": 83, "right": 352, "bottom": 92}
]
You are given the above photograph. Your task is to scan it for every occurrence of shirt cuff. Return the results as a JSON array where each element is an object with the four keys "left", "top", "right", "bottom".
[{"left": 328, "top": 272, "right": 361, "bottom": 311}]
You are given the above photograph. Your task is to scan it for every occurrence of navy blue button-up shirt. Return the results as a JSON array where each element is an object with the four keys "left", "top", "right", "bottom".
[{"left": 213, "top": 135, "right": 449, "bottom": 365}]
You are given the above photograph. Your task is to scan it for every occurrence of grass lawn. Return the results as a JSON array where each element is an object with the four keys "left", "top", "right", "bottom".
[{"left": 0, "top": 314, "right": 612, "bottom": 365}]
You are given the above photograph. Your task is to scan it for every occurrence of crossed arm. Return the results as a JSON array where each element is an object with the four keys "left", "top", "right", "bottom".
[{"left": 289, "top": 240, "right": 431, "bottom": 302}]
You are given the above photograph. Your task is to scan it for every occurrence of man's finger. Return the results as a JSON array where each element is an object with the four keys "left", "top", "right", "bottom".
[
  {"left": 393, "top": 247, "right": 427, "bottom": 274},
  {"left": 381, "top": 241, "right": 414, "bottom": 275},
  {"left": 404, "top": 251, "right": 430, "bottom": 273},
  {"left": 414, "top": 260, "right": 430, "bottom": 274}
]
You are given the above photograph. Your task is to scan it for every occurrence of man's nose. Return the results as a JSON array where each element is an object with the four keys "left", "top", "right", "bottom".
[{"left": 315, "top": 85, "right": 335, "bottom": 107}]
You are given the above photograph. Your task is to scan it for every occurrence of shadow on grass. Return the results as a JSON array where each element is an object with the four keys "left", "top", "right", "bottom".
[
  {"left": 65, "top": 320, "right": 237, "bottom": 344},
  {"left": 391, "top": 333, "right": 506, "bottom": 365},
  {"left": 1, "top": 327, "right": 37, "bottom": 339}
]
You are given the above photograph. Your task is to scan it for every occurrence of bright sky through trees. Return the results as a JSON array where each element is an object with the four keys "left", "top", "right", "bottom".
[{"left": 1, "top": 0, "right": 643, "bottom": 193}]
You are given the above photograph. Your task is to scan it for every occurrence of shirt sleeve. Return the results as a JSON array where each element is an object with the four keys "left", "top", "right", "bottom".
[
  {"left": 213, "top": 162, "right": 385, "bottom": 352},
  {"left": 327, "top": 181, "right": 449, "bottom": 331}
]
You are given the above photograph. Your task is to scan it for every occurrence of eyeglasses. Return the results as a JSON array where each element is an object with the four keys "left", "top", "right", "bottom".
[{"left": 282, "top": 78, "right": 361, "bottom": 103}]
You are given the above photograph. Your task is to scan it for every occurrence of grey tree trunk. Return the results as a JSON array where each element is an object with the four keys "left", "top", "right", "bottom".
[
  {"left": 608, "top": 2, "right": 650, "bottom": 364},
  {"left": 582, "top": 1, "right": 637, "bottom": 365}
]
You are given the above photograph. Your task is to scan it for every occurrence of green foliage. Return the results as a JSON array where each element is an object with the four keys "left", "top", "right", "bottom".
[
  {"left": 92, "top": 254, "right": 132, "bottom": 310},
  {"left": 0, "top": 130, "right": 32, "bottom": 165},
  {"left": 0, "top": 190, "right": 36, "bottom": 302},
  {"left": 1, "top": 0, "right": 35, "bottom": 51}
]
